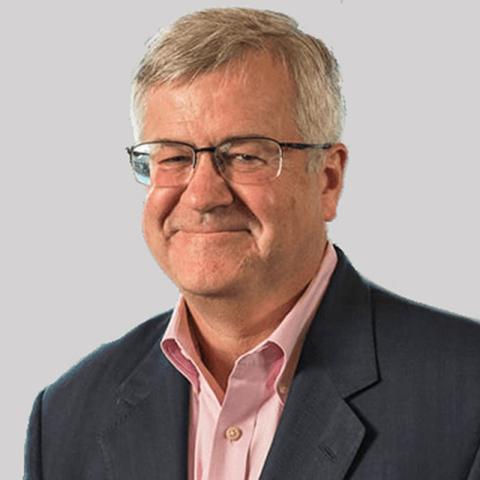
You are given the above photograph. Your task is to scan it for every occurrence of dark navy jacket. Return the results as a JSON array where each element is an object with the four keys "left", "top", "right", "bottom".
[{"left": 24, "top": 248, "right": 480, "bottom": 479}]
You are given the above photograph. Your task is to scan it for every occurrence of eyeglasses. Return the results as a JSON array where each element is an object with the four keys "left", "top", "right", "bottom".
[{"left": 126, "top": 136, "right": 332, "bottom": 187}]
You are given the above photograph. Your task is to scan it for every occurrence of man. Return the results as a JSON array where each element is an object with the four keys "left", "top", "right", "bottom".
[{"left": 25, "top": 7, "right": 480, "bottom": 480}]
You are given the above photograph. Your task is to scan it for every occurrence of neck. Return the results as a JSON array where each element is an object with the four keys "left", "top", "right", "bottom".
[{"left": 183, "top": 282, "right": 308, "bottom": 395}]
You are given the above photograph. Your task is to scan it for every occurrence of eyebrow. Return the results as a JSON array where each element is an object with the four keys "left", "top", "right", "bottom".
[{"left": 142, "top": 133, "right": 270, "bottom": 147}]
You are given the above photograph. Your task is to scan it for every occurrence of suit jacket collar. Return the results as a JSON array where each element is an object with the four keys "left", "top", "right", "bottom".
[
  {"left": 99, "top": 246, "right": 378, "bottom": 480},
  {"left": 307, "top": 245, "right": 378, "bottom": 399}
]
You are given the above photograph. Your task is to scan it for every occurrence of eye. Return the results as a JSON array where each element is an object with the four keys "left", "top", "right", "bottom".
[
  {"left": 223, "top": 152, "right": 267, "bottom": 167},
  {"left": 234, "top": 153, "right": 263, "bottom": 163},
  {"left": 152, "top": 155, "right": 192, "bottom": 170},
  {"left": 157, "top": 156, "right": 191, "bottom": 165}
]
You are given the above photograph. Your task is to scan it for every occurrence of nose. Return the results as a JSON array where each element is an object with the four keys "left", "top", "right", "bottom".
[{"left": 180, "top": 151, "right": 235, "bottom": 212}]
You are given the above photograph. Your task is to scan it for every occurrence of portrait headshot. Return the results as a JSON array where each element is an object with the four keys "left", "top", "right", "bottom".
[{"left": 9, "top": 1, "right": 480, "bottom": 479}]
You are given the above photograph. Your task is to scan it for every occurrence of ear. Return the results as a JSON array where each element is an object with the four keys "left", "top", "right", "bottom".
[{"left": 319, "top": 143, "right": 348, "bottom": 222}]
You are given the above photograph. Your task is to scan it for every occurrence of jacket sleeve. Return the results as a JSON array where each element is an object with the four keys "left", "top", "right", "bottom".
[{"left": 24, "top": 389, "right": 45, "bottom": 480}]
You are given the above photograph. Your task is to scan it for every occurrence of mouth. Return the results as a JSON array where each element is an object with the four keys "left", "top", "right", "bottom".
[
  {"left": 165, "top": 217, "right": 253, "bottom": 240},
  {"left": 177, "top": 229, "right": 250, "bottom": 238}
]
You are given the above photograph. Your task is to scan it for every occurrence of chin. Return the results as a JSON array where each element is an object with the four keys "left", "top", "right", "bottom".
[
  {"left": 168, "top": 257, "right": 252, "bottom": 299},
  {"left": 176, "top": 276, "right": 242, "bottom": 299},
  {"left": 160, "top": 240, "right": 258, "bottom": 297}
]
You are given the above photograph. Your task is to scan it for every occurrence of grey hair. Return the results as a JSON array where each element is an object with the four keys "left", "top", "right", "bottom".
[{"left": 130, "top": 7, "right": 345, "bottom": 147}]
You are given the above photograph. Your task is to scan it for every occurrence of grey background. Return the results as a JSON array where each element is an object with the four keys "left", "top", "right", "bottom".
[{"left": 2, "top": 0, "right": 479, "bottom": 477}]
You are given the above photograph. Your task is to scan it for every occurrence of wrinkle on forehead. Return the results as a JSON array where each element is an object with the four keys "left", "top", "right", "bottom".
[{"left": 142, "top": 51, "right": 300, "bottom": 140}]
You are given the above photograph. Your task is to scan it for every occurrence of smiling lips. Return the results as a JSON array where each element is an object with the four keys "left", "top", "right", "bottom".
[
  {"left": 166, "top": 215, "right": 254, "bottom": 238},
  {"left": 164, "top": 223, "right": 250, "bottom": 240},
  {"left": 178, "top": 227, "right": 249, "bottom": 235}
]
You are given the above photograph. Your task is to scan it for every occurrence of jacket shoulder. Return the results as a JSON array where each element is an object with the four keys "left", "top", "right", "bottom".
[
  {"left": 28, "top": 312, "right": 173, "bottom": 477},
  {"left": 371, "top": 283, "right": 480, "bottom": 338},
  {"left": 369, "top": 283, "right": 480, "bottom": 374},
  {"left": 42, "top": 311, "right": 172, "bottom": 412}
]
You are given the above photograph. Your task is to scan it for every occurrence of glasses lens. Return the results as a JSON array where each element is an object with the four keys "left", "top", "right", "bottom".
[
  {"left": 217, "top": 138, "right": 282, "bottom": 185},
  {"left": 130, "top": 142, "right": 194, "bottom": 187},
  {"left": 130, "top": 148, "right": 150, "bottom": 185}
]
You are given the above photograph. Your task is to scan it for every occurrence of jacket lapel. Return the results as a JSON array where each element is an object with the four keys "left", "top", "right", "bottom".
[
  {"left": 260, "top": 247, "right": 379, "bottom": 480},
  {"left": 98, "top": 333, "right": 190, "bottom": 480}
]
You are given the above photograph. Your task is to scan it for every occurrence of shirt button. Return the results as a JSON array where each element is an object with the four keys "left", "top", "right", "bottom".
[
  {"left": 225, "top": 426, "right": 242, "bottom": 441},
  {"left": 278, "top": 384, "right": 288, "bottom": 395}
]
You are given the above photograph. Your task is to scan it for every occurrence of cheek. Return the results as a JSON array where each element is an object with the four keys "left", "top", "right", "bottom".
[
  {"left": 142, "top": 187, "right": 181, "bottom": 244},
  {"left": 250, "top": 190, "right": 298, "bottom": 248},
  {"left": 240, "top": 187, "right": 278, "bottom": 236},
  {"left": 274, "top": 185, "right": 322, "bottom": 240},
  {"left": 142, "top": 202, "right": 159, "bottom": 246}
]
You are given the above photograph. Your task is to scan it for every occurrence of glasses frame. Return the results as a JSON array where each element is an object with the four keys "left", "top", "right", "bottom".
[{"left": 126, "top": 136, "right": 333, "bottom": 187}]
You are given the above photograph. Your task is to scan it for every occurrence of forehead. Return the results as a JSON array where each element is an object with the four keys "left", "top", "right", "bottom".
[{"left": 141, "top": 52, "right": 301, "bottom": 142}]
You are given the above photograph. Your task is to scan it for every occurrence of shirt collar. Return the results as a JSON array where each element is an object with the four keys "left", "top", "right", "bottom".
[{"left": 161, "top": 299, "right": 202, "bottom": 393}]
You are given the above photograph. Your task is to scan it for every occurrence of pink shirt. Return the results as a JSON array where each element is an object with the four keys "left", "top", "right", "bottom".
[{"left": 161, "top": 242, "right": 337, "bottom": 480}]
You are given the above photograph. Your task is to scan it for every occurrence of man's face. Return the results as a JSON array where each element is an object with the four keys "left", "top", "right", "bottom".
[{"left": 140, "top": 53, "right": 344, "bottom": 301}]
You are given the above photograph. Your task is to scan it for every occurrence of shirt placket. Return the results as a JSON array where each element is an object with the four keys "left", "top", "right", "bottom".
[{"left": 205, "top": 351, "right": 273, "bottom": 480}]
